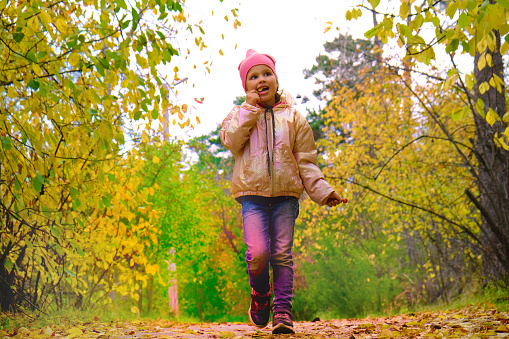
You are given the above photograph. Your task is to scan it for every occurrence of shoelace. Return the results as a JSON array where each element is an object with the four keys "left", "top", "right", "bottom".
[
  {"left": 274, "top": 313, "right": 290, "bottom": 320},
  {"left": 252, "top": 291, "right": 270, "bottom": 310},
  {"left": 253, "top": 299, "right": 268, "bottom": 310}
]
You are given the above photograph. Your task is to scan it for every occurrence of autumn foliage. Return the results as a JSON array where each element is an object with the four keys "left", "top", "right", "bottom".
[
  {"left": 1, "top": 0, "right": 509, "bottom": 323},
  {"left": 0, "top": 0, "right": 223, "bottom": 314}
]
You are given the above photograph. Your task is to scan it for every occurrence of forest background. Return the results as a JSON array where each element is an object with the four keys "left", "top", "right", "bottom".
[{"left": 1, "top": 0, "right": 509, "bottom": 325}]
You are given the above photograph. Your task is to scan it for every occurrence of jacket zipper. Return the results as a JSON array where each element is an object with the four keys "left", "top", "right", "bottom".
[{"left": 267, "top": 113, "right": 275, "bottom": 196}]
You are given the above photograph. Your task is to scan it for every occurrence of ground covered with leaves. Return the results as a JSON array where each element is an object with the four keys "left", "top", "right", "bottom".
[{"left": 1, "top": 304, "right": 508, "bottom": 339}]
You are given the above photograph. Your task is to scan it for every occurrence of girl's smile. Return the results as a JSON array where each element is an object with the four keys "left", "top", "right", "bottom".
[{"left": 245, "top": 64, "right": 278, "bottom": 107}]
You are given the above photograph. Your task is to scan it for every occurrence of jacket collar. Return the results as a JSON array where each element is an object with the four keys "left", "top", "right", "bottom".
[{"left": 256, "top": 101, "right": 288, "bottom": 110}]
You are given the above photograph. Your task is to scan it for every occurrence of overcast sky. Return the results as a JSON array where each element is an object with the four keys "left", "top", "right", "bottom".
[{"left": 158, "top": 0, "right": 378, "bottom": 140}]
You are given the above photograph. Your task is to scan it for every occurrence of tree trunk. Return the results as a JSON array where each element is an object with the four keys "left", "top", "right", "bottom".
[{"left": 472, "top": 28, "right": 509, "bottom": 283}]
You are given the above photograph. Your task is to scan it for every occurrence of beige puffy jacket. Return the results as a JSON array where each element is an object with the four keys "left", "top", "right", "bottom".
[{"left": 220, "top": 98, "right": 334, "bottom": 205}]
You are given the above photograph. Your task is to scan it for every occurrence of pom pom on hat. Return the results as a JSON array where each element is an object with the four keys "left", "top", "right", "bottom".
[{"left": 238, "top": 49, "right": 277, "bottom": 90}]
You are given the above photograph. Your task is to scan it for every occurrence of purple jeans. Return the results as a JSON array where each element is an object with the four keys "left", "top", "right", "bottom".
[{"left": 240, "top": 196, "right": 299, "bottom": 313}]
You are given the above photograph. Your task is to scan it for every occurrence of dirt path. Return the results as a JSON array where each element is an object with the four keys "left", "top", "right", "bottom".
[
  {"left": 3, "top": 304, "right": 508, "bottom": 339},
  {"left": 97, "top": 305, "right": 509, "bottom": 338}
]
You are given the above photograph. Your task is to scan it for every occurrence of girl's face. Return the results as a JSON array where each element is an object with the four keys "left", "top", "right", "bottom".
[{"left": 245, "top": 64, "right": 278, "bottom": 107}]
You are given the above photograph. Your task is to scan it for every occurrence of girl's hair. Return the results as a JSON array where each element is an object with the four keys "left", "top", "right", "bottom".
[
  {"left": 278, "top": 89, "right": 295, "bottom": 107},
  {"left": 275, "top": 91, "right": 281, "bottom": 104}
]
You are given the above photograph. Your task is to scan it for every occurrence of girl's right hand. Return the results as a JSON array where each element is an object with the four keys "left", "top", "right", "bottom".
[{"left": 246, "top": 89, "right": 260, "bottom": 106}]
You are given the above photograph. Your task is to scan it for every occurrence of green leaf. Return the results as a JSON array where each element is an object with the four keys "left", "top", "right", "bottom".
[
  {"left": 14, "top": 178, "right": 21, "bottom": 191},
  {"left": 95, "top": 62, "right": 105, "bottom": 77},
  {"left": 151, "top": 109, "right": 158, "bottom": 119},
  {"left": 141, "top": 99, "right": 150, "bottom": 112},
  {"left": 76, "top": 246, "right": 85, "bottom": 257},
  {"left": 365, "top": 23, "right": 382, "bottom": 39},
  {"left": 116, "top": 0, "right": 127, "bottom": 10},
  {"left": 28, "top": 79, "right": 40, "bottom": 91},
  {"left": 446, "top": 39, "right": 459, "bottom": 53},
  {"left": 452, "top": 106, "right": 469, "bottom": 121},
  {"left": 70, "top": 187, "right": 79, "bottom": 201},
  {"left": 446, "top": 2, "right": 458, "bottom": 18},
  {"left": 398, "top": 24, "right": 412, "bottom": 38},
  {"left": 13, "top": 32, "right": 24, "bottom": 42},
  {"left": 132, "top": 7, "right": 139, "bottom": 30},
  {"left": 133, "top": 110, "right": 142, "bottom": 120},
  {"left": 1, "top": 136, "right": 11, "bottom": 150},
  {"left": 107, "top": 173, "right": 116, "bottom": 182},
  {"left": 33, "top": 174, "right": 44, "bottom": 192},
  {"left": 467, "top": 0, "right": 477, "bottom": 11},
  {"left": 458, "top": 12, "right": 469, "bottom": 28},
  {"left": 64, "top": 268, "right": 76, "bottom": 277},
  {"left": 462, "top": 41, "right": 470, "bottom": 54},
  {"left": 26, "top": 51, "right": 37, "bottom": 62}
]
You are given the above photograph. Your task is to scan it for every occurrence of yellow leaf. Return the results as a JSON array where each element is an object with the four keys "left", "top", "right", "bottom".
[
  {"left": 7, "top": 86, "right": 15, "bottom": 98},
  {"left": 486, "top": 53, "right": 493, "bottom": 67},
  {"left": 32, "top": 63, "right": 42, "bottom": 76},
  {"left": 141, "top": 132, "right": 149, "bottom": 143},
  {"left": 479, "top": 81, "right": 490, "bottom": 94},
  {"left": 27, "top": 16, "right": 39, "bottom": 31},
  {"left": 67, "top": 327, "right": 83, "bottom": 338},
  {"left": 68, "top": 52, "right": 80, "bottom": 67},
  {"left": 465, "top": 73, "right": 474, "bottom": 90},
  {"left": 152, "top": 156, "right": 160, "bottom": 164},
  {"left": 501, "top": 41, "right": 509, "bottom": 55},
  {"left": 477, "top": 53, "right": 486, "bottom": 71},
  {"left": 131, "top": 306, "right": 140, "bottom": 314},
  {"left": 379, "top": 329, "right": 394, "bottom": 339},
  {"left": 495, "top": 325, "right": 509, "bottom": 332},
  {"left": 135, "top": 54, "right": 148, "bottom": 69},
  {"left": 486, "top": 108, "right": 498, "bottom": 126},
  {"left": 39, "top": 11, "right": 52, "bottom": 25},
  {"left": 400, "top": 2, "right": 410, "bottom": 19},
  {"left": 55, "top": 19, "right": 67, "bottom": 32},
  {"left": 196, "top": 116, "right": 201, "bottom": 124}
]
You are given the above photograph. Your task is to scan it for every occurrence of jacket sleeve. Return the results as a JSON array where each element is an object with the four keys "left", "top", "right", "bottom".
[
  {"left": 220, "top": 103, "right": 260, "bottom": 156},
  {"left": 293, "top": 110, "right": 334, "bottom": 205}
]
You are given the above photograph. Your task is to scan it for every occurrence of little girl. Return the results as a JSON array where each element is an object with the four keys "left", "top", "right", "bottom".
[{"left": 220, "top": 49, "right": 345, "bottom": 334}]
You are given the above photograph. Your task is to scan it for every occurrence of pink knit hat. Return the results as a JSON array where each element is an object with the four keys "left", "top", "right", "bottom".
[{"left": 238, "top": 49, "right": 278, "bottom": 90}]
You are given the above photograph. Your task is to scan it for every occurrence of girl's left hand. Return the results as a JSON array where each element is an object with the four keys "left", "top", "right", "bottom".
[{"left": 326, "top": 192, "right": 347, "bottom": 207}]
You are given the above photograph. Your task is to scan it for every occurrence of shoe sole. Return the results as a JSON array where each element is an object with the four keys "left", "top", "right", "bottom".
[
  {"left": 272, "top": 323, "right": 295, "bottom": 334},
  {"left": 248, "top": 306, "right": 269, "bottom": 328}
]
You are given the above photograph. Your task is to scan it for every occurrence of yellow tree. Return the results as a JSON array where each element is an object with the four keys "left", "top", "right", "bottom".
[
  {"left": 0, "top": 0, "right": 221, "bottom": 311},
  {"left": 297, "top": 36, "right": 481, "bottom": 311},
  {"left": 347, "top": 0, "right": 509, "bottom": 282}
]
